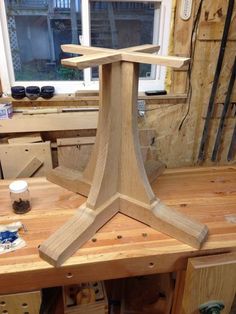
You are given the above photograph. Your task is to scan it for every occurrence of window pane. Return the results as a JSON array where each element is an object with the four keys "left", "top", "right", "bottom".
[
  {"left": 4, "top": 0, "right": 83, "bottom": 81},
  {"left": 90, "top": 1, "right": 157, "bottom": 79}
]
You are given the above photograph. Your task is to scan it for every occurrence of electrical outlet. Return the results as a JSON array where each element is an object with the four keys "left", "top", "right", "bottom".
[
  {"left": 180, "top": 0, "right": 192, "bottom": 20},
  {"left": 137, "top": 100, "right": 145, "bottom": 117}
]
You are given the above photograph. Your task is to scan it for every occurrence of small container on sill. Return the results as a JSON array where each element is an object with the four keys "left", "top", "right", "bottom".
[
  {"left": 25, "top": 86, "right": 40, "bottom": 100},
  {"left": 9, "top": 180, "right": 31, "bottom": 214},
  {"left": 11, "top": 86, "right": 26, "bottom": 99},
  {"left": 41, "top": 86, "right": 55, "bottom": 99}
]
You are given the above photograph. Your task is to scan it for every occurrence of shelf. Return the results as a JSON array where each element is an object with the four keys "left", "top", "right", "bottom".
[{"left": 0, "top": 112, "right": 98, "bottom": 133}]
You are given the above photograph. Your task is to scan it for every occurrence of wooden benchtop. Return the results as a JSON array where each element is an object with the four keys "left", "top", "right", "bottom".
[{"left": 0, "top": 166, "right": 235, "bottom": 294}]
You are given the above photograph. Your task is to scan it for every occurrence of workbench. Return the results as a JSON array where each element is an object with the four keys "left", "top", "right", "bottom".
[{"left": 0, "top": 166, "right": 236, "bottom": 311}]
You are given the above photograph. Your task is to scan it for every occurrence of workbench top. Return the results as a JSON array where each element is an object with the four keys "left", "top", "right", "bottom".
[{"left": 0, "top": 166, "right": 235, "bottom": 294}]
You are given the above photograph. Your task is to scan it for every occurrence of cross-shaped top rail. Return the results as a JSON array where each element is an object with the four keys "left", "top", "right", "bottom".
[{"left": 61, "top": 44, "right": 189, "bottom": 69}]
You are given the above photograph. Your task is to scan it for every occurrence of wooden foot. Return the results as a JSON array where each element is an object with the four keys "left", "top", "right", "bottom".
[
  {"left": 47, "top": 159, "right": 166, "bottom": 196},
  {"left": 119, "top": 196, "right": 208, "bottom": 249},
  {"left": 39, "top": 195, "right": 120, "bottom": 267}
]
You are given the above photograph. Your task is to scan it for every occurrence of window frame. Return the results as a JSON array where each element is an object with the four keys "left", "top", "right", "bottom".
[{"left": 0, "top": 0, "right": 172, "bottom": 95}]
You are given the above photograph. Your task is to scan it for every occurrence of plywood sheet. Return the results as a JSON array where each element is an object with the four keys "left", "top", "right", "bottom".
[
  {"left": 57, "top": 137, "right": 94, "bottom": 172},
  {"left": 198, "top": 0, "right": 236, "bottom": 41},
  {"left": 0, "top": 142, "right": 52, "bottom": 179}
]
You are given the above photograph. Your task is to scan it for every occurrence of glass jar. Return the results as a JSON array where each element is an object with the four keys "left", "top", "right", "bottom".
[{"left": 9, "top": 180, "right": 31, "bottom": 214}]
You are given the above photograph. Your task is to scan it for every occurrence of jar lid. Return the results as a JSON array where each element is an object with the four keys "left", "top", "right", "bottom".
[{"left": 9, "top": 180, "right": 28, "bottom": 193}]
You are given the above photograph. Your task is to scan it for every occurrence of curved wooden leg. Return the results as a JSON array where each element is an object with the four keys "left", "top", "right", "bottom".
[{"left": 39, "top": 195, "right": 119, "bottom": 267}]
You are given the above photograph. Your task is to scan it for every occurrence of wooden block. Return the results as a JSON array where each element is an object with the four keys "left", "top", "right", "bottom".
[
  {"left": 181, "top": 252, "right": 236, "bottom": 314},
  {"left": 0, "top": 290, "right": 41, "bottom": 314},
  {"left": 16, "top": 157, "right": 43, "bottom": 178},
  {"left": 0, "top": 142, "right": 52, "bottom": 179},
  {"left": 8, "top": 133, "right": 42, "bottom": 144}
]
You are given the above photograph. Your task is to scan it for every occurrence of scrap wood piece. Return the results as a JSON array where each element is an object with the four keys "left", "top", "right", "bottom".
[
  {"left": 0, "top": 141, "right": 52, "bottom": 179},
  {"left": 16, "top": 157, "right": 43, "bottom": 178},
  {"left": 8, "top": 133, "right": 42, "bottom": 144}
]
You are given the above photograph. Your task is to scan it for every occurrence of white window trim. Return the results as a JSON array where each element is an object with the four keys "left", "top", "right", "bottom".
[{"left": 0, "top": 0, "right": 172, "bottom": 95}]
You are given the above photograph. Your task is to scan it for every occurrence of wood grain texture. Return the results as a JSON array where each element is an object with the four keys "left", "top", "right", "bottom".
[
  {"left": 0, "top": 166, "right": 235, "bottom": 293},
  {"left": 181, "top": 252, "right": 236, "bottom": 314}
]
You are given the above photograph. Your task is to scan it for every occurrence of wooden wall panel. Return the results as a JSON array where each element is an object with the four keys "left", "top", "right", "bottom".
[{"left": 141, "top": 0, "right": 236, "bottom": 167}]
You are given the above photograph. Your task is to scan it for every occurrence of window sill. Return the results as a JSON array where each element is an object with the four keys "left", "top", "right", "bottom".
[{"left": 0, "top": 93, "right": 187, "bottom": 105}]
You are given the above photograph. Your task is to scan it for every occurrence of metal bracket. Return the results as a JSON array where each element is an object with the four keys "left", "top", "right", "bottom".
[{"left": 137, "top": 100, "right": 145, "bottom": 117}]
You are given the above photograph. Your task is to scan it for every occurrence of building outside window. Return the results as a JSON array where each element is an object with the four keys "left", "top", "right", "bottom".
[{"left": 0, "top": 0, "right": 172, "bottom": 94}]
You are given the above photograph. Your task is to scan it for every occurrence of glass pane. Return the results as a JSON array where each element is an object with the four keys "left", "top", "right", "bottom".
[
  {"left": 4, "top": 0, "right": 83, "bottom": 81},
  {"left": 90, "top": 1, "right": 158, "bottom": 79}
]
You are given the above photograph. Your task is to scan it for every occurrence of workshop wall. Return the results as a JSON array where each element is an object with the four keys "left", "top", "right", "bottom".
[
  {"left": 140, "top": 0, "right": 236, "bottom": 167},
  {"left": 0, "top": 0, "right": 235, "bottom": 170}
]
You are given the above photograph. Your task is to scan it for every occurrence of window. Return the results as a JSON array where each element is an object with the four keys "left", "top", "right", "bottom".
[{"left": 0, "top": 0, "right": 172, "bottom": 95}]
